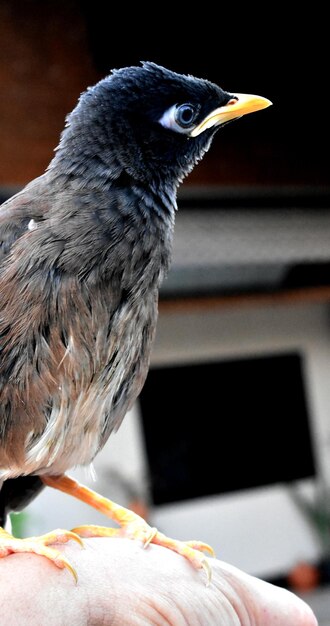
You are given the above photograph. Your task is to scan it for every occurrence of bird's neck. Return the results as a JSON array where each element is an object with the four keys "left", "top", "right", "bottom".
[
  {"left": 48, "top": 142, "right": 179, "bottom": 216},
  {"left": 47, "top": 147, "right": 118, "bottom": 193}
]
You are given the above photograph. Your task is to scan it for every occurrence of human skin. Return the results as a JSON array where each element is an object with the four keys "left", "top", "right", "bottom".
[{"left": 0, "top": 537, "right": 318, "bottom": 625}]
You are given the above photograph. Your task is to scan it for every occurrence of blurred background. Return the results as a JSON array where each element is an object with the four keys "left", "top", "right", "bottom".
[{"left": 1, "top": 1, "right": 330, "bottom": 622}]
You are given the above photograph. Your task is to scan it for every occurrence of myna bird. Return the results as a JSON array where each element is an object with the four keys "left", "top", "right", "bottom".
[{"left": 0, "top": 62, "right": 271, "bottom": 582}]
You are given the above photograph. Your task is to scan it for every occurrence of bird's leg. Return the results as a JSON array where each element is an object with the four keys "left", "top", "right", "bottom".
[
  {"left": 0, "top": 525, "right": 83, "bottom": 580},
  {"left": 42, "top": 474, "right": 215, "bottom": 583}
]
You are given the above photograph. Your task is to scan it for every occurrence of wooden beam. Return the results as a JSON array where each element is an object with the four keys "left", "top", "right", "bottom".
[
  {"left": 0, "top": 1, "right": 98, "bottom": 186},
  {"left": 159, "top": 286, "right": 330, "bottom": 314}
]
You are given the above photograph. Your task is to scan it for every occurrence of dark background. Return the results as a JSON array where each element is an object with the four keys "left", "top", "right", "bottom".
[
  {"left": 81, "top": 2, "right": 329, "bottom": 188},
  {"left": 139, "top": 353, "right": 315, "bottom": 505},
  {"left": 0, "top": 1, "right": 328, "bottom": 189}
]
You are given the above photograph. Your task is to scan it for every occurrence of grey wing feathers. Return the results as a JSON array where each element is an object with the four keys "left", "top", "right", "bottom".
[{"left": 0, "top": 181, "right": 48, "bottom": 264}]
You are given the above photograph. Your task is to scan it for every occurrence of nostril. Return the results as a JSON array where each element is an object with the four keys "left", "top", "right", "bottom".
[{"left": 227, "top": 97, "right": 239, "bottom": 105}]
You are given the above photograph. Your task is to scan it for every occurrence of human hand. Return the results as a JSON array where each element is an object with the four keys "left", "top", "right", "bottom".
[{"left": 0, "top": 536, "right": 318, "bottom": 625}]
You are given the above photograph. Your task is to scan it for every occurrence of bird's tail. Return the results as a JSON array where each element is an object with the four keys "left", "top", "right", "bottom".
[{"left": 0, "top": 476, "right": 44, "bottom": 527}]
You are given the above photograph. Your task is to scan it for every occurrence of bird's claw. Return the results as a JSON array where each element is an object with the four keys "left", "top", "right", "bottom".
[
  {"left": 185, "top": 539, "right": 216, "bottom": 557},
  {"left": 0, "top": 527, "right": 82, "bottom": 582},
  {"left": 201, "top": 558, "right": 212, "bottom": 586},
  {"left": 142, "top": 526, "right": 158, "bottom": 549}
]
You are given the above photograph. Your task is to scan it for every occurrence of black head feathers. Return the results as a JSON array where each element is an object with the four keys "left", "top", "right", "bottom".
[{"left": 50, "top": 62, "right": 271, "bottom": 189}]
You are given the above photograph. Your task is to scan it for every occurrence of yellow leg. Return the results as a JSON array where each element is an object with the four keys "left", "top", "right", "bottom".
[
  {"left": 0, "top": 526, "right": 83, "bottom": 581},
  {"left": 42, "top": 474, "right": 215, "bottom": 583}
]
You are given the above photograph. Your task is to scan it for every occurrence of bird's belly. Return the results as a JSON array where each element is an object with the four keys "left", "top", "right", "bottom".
[
  {"left": 0, "top": 383, "right": 106, "bottom": 480},
  {"left": 0, "top": 297, "right": 156, "bottom": 481},
  {"left": 30, "top": 383, "right": 107, "bottom": 474}
]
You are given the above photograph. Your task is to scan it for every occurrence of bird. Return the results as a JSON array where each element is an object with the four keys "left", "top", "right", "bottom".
[{"left": 0, "top": 62, "right": 271, "bottom": 582}]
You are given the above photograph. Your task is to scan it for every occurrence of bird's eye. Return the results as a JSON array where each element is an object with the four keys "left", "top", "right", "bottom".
[
  {"left": 158, "top": 103, "right": 200, "bottom": 135},
  {"left": 175, "top": 104, "right": 197, "bottom": 128}
]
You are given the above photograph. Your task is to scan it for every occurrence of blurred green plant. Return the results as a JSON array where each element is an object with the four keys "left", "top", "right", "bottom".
[
  {"left": 9, "top": 511, "right": 29, "bottom": 538},
  {"left": 291, "top": 480, "right": 330, "bottom": 559}
]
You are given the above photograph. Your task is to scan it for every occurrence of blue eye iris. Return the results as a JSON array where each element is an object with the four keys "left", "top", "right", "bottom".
[{"left": 175, "top": 104, "right": 197, "bottom": 128}]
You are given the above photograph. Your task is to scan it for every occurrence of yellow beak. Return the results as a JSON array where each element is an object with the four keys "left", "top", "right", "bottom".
[{"left": 190, "top": 93, "right": 272, "bottom": 137}]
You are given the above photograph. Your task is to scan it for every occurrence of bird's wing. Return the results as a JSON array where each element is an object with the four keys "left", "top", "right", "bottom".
[
  {"left": 0, "top": 179, "right": 156, "bottom": 473},
  {"left": 0, "top": 180, "right": 132, "bottom": 471},
  {"left": 0, "top": 178, "right": 59, "bottom": 468},
  {"left": 0, "top": 178, "right": 47, "bottom": 263}
]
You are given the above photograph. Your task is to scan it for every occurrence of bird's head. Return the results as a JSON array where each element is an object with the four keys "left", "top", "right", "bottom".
[{"left": 53, "top": 62, "right": 271, "bottom": 191}]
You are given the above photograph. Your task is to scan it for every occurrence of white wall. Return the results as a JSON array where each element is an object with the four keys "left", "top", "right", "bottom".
[{"left": 22, "top": 300, "right": 330, "bottom": 579}]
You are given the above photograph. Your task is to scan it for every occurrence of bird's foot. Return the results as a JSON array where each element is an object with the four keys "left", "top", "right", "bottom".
[
  {"left": 43, "top": 474, "right": 215, "bottom": 584},
  {"left": 0, "top": 526, "right": 83, "bottom": 581},
  {"left": 73, "top": 520, "right": 214, "bottom": 584}
]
